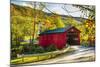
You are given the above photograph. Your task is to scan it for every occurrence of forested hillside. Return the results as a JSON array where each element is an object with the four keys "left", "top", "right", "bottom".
[{"left": 11, "top": 3, "right": 95, "bottom": 49}]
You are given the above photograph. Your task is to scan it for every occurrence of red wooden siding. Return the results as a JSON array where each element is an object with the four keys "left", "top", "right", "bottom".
[
  {"left": 67, "top": 27, "right": 80, "bottom": 33},
  {"left": 52, "top": 32, "right": 67, "bottom": 49},
  {"left": 39, "top": 32, "right": 67, "bottom": 49},
  {"left": 66, "top": 27, "right": 80, "bottom": 45}
]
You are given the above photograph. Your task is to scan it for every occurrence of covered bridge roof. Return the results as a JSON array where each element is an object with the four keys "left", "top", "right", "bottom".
[
  {"left": 39, "top": 26, "right": 80, "bottom": 35},
  {"left": 40, "top": 28, "right": 66, "bottom": 35}
]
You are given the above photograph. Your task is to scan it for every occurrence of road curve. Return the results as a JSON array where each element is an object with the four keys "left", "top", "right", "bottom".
[{"left": 15, "top": 46, "right": 95, "bottom": 66}]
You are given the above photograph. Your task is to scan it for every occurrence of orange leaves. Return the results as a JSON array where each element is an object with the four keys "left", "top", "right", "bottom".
[
  {"left": 44, "top": 20, "right": 52, "bottom": 28},
  {"left": 85, "top": 17, "right": 95, "bottom": 27}
]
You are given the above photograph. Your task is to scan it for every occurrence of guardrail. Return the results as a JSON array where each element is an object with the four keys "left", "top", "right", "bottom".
[{"left": 11, "top": 46, "right": 70, "bottom": 64}]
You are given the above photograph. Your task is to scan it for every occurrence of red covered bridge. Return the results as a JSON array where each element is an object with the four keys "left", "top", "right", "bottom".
[{"left": 39, "top": 26, "right": 80, "bottom": 49}]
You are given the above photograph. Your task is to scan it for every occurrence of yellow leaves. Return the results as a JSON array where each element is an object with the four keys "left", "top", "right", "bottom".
[
  {"left": 35, "top": 24, "right": 39, "bottom": 32},
  {"left": 55, "top": 17, "right": 65, "bottom": 28},
  {"left": 65, "top": 17, "right": 78, "bottom": 26},
  {"left": 56, "top": 21, "right": 65, "bottom": 28},
  {"left": 44, "top": 20, "right": 52, "bottom": 28},
  {"left": 41, "top": 16, "right": 65, "bottom": 31},
  {"left": 49, "top": 24, "right": 56, "bottom": 30},
  {"left": 24, "top": 36, "right": 32, "bottom": 41},
  {"left": 85, "top": 23, "right": 88, "bottom": 28},
  {"left": 41, "top": 19, "right": 56, "bottom": 31},
  {"left": 79, "top": 17, "right": 95, "bottom": 42},
  {"left": 83, "top": 35, "right": 88, "bottom": 41},
  {"left": 85, "top": 17, "right": 95, "bottom": 28},
  {"left": 80, "top": 34, "right": 89, "bottom": 42},
  {"left": 34, "top": 24, "right": 39, "bottom": 39},
  {"left": 36, "top": 15, "right": 66, "bottom": 32}
]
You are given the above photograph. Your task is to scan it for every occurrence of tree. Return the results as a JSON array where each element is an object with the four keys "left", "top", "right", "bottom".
[{"left": 72, "top": 5, "right": 95, "bottom": 20}]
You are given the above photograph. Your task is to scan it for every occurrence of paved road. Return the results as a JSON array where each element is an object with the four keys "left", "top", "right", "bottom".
[{"left": 17, "top": 46, "right": 95, "bottom": 66}]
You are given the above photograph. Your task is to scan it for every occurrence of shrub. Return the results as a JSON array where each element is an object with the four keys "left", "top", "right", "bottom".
[{"left": 43, "top": 44, "right": 57, "bottom": 52}]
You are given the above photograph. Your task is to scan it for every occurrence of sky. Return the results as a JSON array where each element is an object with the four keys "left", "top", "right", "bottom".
[{"left": 11, "top": 0, "right": 89, "bottom": 18}]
